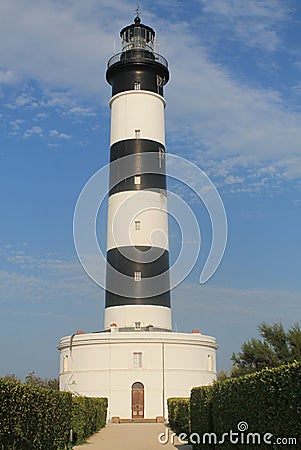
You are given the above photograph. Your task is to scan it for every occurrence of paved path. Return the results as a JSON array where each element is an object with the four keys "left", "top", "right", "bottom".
[{"left": 73, "top": 423, "right": 192, "bottom": 450}]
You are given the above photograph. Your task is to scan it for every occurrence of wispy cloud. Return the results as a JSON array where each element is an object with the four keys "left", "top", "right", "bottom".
[
  {"left": 200, "top": 0, "right": 291, "bottom": 51},
  {"left": 0, "top": 0, "right": 300, "bottom": 189},
  {"left": 0, "top": 246, "right": 101, "bottom": 304},
  {"left": 161, "top": 23, "right": 301, "bottom": 185},
  {"left": 49, "top": 129, "right": 71, "bottom": 139},
  {"left": 23, "top": 126, "right": 43, "bottom": 139}
]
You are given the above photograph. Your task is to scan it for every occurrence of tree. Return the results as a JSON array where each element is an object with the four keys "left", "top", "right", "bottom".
[
  {"left": 25, "top": 371, "right": 45, "bottom": 387},
  {"left": 231, "top": 321, "right": 301, "bottom": 377},
  {"left": 216, "top": 370, "right": 229, "bottom": 382},
  {"left": 25, "top": 371, "right": 59, "bottom": 390},
  {"left": 45, "top": 377, "right": 60, "bottom": 390},
  {"left": 2, "top": 373, "right": 21, "bottom": 383}
]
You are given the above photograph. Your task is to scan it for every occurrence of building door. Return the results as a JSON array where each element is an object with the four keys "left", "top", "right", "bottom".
[{"left": 132, "top": 382, "right": 144, "bottom": 418}]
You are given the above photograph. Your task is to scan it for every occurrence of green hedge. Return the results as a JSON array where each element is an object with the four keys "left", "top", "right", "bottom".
[
  {"left": 167, "top": 397, "right": 190, "bottom": 436},
  {"left": 0, "top": 378, "right": 108, "bottom": 449},
  {"left": 190, "top": 386, "right": 213, "bottom": 450},
  {"left": 71, "top": 396, "right": 108, "bottom": 445},
  {"left": 190, "top": 362, "right": 301, "bottom": 450},
  {"left": 0, "top": 379, "right": 72, "bottom": 450}
]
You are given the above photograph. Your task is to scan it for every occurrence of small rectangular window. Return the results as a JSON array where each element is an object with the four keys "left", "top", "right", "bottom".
[
  {"left": 134, "top": 175, "right": 141, "bottom": 185},
  {"left": 135, "top": 220, "right": 141, "bottom": 231},
  {"left": 134, "top": 271, "right": 142, "bottom": 281},
  {"left": 159, "top": 148, "right": 164, "bottom": 168},
  {"left": 134, "top": 82, "right": 141, "bottom": 90},
  {"left": 133, "top": 352, "right": 142, "bottom": 368},
  {"left": 63, "top": 355, "right": 68, "bottom": 373},
  {"left": 208, "top": 354, "right": 213, "bottom": 372}
]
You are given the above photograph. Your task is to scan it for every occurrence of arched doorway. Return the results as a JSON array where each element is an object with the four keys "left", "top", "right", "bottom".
[{"left": 131, "top": 382, "right": 144, "bottom": 419}]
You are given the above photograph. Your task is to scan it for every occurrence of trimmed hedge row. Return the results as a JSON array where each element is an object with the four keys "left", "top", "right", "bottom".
[
  {"left": 0, "top": 379, "right": 72, "bottom": 450},
  {"left": 190, "top": 386, "right": 213, "bottom": 450},
  {"left": 71, "top": 397, "right": 108, "bottom": 445},
  {"left": 190, "top": 362, "right": 301, "bottom": 450},
  {"left": 0, "top": 378, "right": 108, "bottom": 449},
  {"left": 167, "top": 398, "right": 190, "bottom": 435}
]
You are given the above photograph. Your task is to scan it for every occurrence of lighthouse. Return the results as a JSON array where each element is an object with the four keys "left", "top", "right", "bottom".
[
  {"left": 58, "top": 15, "right": 218, "bottom": 422},
  {"left": 105, "top": 15, "right": 171, "bottom": 333}
]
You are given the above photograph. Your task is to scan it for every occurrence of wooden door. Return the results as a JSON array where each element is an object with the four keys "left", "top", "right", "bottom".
[{"left": 132, "top": 382, "right": 144, "bottom": 418}]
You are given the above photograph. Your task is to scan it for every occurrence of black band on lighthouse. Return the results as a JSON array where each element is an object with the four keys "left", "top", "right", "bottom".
[{"left": 110, "top": 139, "right": 165, "bottom": 162}]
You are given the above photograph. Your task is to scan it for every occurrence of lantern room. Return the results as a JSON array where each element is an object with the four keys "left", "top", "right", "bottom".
[{"left": 120, "top": 16, "right": 155, "bottom": 53}]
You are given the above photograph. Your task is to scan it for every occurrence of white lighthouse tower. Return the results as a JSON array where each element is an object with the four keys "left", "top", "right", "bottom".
[
  {"left": 105, "top": 14, "right": 171, "bottom": 334},
  {"left": 58, "top": 15, "right": 218, "bottom": 422}
]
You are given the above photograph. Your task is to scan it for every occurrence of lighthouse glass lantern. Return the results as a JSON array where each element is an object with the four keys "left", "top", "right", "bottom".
[{"left": 121, "top": 16, "right": 155, "bottom": 53}]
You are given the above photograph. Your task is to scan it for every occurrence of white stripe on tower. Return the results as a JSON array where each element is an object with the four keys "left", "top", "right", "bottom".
[{"left": 105, "top": 15, "right": 171, "bottom": 331}]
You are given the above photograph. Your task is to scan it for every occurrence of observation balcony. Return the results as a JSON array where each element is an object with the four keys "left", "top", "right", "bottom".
[{"left": 107, "top": 50, "right": 168, "bottom": 70}]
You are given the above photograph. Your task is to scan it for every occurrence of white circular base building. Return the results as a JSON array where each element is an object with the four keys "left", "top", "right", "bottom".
[{"left": 58, "top": 330, "right": 217, "bottom": 421}]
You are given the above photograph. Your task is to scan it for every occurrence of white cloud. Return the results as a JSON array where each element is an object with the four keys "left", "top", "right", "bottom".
[
  {"left": 49, "top": 129, "right": 71, "bottom": 139},
  {"left": 0, "top": 0, "right": 123, "bottom": 97},
  {"left": 160, "top": 24, "right": 301, "bottom": 184},
  {"left": 65, "top": 106, "right": 97, "bottom": 118},
  {"left": 0, "top": 246, "right": 101, "bottom": 305},
  {"left": 224, "top": 175, "right": 245, "bottom": 185},
  {"left": 15, "top": 93, "right": 38, "bottom": 107},
  {"left": 5, "top": 92, "right": 39, "bottom": 109},
  {"left": 9, "top": 119, "right": 24, "bottom": 135},
  {"left": 173, "top": 282, "right": 301, "bottom": 313},
  {"left": 34, "top": 112, "right": 48, "bottom": 121},
  {"left": 0, "top": 68, "right": 16, "bottom": 83},
  {"left": 200, "top": 0, "right": 290, "bottom": 51},
  {"left": 171, "top": 281, "right": 301, "bottom": 369},
  {"left": 23, "top": 126, "right": 43, "bottom": 138},
  {"left": 0, "top": 0, "right": 300, "bottom": 187}
]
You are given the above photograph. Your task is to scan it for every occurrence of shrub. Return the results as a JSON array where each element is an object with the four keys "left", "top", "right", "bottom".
[
  {"left": 0, "top": 378, "right": 72, "bottom": 450},
  {"left": 71, "top": 396, "right": 108, "bottom": 445},
  {"left": 190, "top": 362, "right": 301, "bottom": 450},
  {"left": 0, "top": 377, "right": 108, "bottom": 449},
  {"left": 211, "top": 362, "right": 301, "bottom": 449},
  {"left": 167, "top": 397, "right": 190, "bottom": 436},
  {"left": 190, "top": 386, "right": 214, "bottom": 450}
]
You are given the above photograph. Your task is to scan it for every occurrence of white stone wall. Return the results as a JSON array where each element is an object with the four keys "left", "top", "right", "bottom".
[{"left": 58, "top": 331, "right": 217, "bottom": 420}]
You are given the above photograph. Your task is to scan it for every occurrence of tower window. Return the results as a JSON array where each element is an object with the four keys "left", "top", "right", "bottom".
[
  {"left": 159, "top": 148, "right": 164, "bottom": 167},
  {"left": 135, "top": 322, "right": 141, "bottom": 330},
  {"left": 134, "top": 81, "right": 141, "bottom": 90},
  {"left": 63, "top": 355, "right": 68, "bottom": 373},
  {"left": 157, "top": 75, "right": 163, "bottom": 87},
  {"left": 133, "top": 352, "right": 142, "bottom": 368},
  {"left": 134, "top": 271, "right": 142, "bottom": 281},
  {"left": 135, "top": 220, "right": 141, "bottom": 231},
  {"left": 135, "top": 129, "right": 141, "bottom": 139},
  {"left": 208, "top": 354, "right": 213, "bottom": 372},
  {"left": 134, "top": 175, "right": 141, "bottom": 185}
]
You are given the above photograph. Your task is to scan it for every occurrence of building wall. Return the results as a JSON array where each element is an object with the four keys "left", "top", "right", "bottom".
[{"left": 58, "top": 332, "right": 217, "bottom": 420}]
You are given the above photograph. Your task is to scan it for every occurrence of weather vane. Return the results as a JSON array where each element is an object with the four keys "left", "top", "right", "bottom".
[{"left": 135, "top": 3, "right": 141, "bottom": 18}]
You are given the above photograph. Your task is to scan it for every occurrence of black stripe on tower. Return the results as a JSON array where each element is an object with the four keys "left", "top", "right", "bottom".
[
  {"left": 106, "top": 54, "right": 169, "bottom": 97},
  {"left": 109, "top": 139, "right": 166, "bottom": 195},
  {"left": 110, "top": 138, "right": 165, "bottom": 161},
  {"left": 106, "top": 246, "right": 170, "bottom": 307}
]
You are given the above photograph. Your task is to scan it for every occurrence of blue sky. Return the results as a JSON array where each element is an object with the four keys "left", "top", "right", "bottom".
[{"left": 0, "top": 0, "right": 300, "bottom": 379}]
